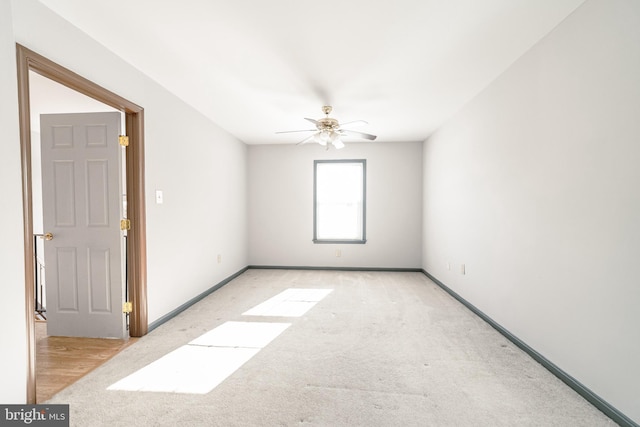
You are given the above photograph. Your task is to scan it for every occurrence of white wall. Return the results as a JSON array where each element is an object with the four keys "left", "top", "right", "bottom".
[
  {"left": 249, "top": 141, "right": 422, "bottom": 268},
  {"left": 0, "top": 0, "right": 28, "bottom": 404},
  {"left": 11, "top": 0, "right": 248, "bottom": 324},
  {"left": 143, "top": 92, "right": 248, "bottom": 322},
  {"left": 422, "top": 0, "right": 640, "bottom": 422},
  {"left": 2, "top": 0, "right": 248, "bottom": 402}
]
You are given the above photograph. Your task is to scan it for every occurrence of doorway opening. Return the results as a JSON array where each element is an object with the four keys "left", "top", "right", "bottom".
[{"left": 16, "top": 44, "right": 148, "bottom": 403}]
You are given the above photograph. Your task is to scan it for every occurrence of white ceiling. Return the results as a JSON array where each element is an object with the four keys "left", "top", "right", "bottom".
[{"left": 37, "top": 0, "right": 585, "bottom": 145}]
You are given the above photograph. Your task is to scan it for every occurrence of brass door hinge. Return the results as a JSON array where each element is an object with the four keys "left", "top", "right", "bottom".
[
  {"left": 119, "top": 135, "right": 129, "bottom": 147},
  {"left": 120, "top": 219, "right": 131, "bottom": 231},
  {"left": 123, "top": 301, "right": 133, "bottom": 313}
]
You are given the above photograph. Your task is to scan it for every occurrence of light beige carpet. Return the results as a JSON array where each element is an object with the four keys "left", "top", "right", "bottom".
[{"left": 46, "top": 269, "right": 617, "bottom": 426}]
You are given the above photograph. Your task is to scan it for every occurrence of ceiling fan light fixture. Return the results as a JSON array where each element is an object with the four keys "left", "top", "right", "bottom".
[
  {"left": 328, "top": 131, "right": 344, "bottom": 149},
  {"left": 313, "top": 131, "right": 328, "bottom": 146}
]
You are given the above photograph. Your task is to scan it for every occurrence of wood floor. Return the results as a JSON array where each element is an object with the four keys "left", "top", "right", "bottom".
[{"left": 35, "top": 320, "right": 137, "bottom": 402}]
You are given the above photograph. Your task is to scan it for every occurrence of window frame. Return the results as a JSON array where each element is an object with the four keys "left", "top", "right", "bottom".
[{"left": 313, "top": 159, "right": 367, "bottom": 244}]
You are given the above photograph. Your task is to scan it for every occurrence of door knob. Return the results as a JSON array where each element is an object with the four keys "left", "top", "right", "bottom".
[{"left": 44, "top": 232, "right": 54, "bottom": 241}]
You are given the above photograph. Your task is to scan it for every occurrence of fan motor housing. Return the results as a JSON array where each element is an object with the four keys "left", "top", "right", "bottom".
[{"left": 317, "top": 117, "right": 339, "bottom": 131}]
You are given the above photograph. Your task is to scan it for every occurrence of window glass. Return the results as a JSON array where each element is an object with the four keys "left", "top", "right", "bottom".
[{"left": 314, "top": 160, "right": 366, "bottom": 243}]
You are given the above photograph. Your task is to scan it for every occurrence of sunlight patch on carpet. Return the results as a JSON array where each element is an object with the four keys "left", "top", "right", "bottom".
[
  {"left": 242, "top": 288, "right": 333, "bottom": 317},
  {"left": 107, "top": 321, "right": 290, "bottom": 394}
]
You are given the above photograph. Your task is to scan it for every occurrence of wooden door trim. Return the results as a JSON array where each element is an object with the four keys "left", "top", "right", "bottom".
[{"left": 15, "top": 44, "right": 148, "bottom": 404}]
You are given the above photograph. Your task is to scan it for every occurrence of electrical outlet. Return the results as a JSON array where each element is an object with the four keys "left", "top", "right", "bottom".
[
  {"left": 217, "top": 254, "right": 222, "bottom": 263},
  {"left": 461, "top": 264, "right": 465, "bottom": 275},
  {"left": 447, "top": 262, "right": 450, "bottom": 270},
  {"left": 335, "top": 249, "right": 342, "bottom": 257}
]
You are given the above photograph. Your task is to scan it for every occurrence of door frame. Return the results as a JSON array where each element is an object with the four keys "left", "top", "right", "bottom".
[{"left": 16, "top": 44, "right": 148, "bottom": 403}]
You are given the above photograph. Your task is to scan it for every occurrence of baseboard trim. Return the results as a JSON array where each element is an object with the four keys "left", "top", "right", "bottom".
[
  {"left": 147, "top": 267, "right": 249, "bottom": 332},
  {"left": 422, "top": 269, "right": 638, "bottom": 427},
  {"left": 248, "top": 265, "right": 423, "bottom": 272}
]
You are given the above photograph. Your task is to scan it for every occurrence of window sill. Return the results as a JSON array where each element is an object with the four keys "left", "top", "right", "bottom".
[{"left": 313, "top": 239, "right": 367, "bottom": 244}]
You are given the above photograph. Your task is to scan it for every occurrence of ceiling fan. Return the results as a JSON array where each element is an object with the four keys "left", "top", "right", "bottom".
[{"left": 276, "top": 106, "right": 377, "bottom": 149}]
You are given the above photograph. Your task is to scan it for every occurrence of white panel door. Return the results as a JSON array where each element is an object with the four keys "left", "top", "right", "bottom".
[{"left": 40, "top": 112, "right": 126, "bottom": 338}]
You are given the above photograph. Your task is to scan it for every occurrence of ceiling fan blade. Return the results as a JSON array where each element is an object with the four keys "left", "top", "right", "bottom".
[
  {"left": 340, "top": 129, "right": 377, "bottom": 141},
  {"left": 304, "top": 118, "right": 319, "bottom": 125},
  {"left": 275, "top": 129, "right": 316, "bottom": 134},
  {"left": 296, "top": 134, "right": 316, "bottom": 145},
  {"left": 339, "top": 120, "right": 368, "bottom": 127}
]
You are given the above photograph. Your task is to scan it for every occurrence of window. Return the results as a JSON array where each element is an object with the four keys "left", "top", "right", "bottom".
[{"left": 313, "top": 160, "right": 366, "bottom": 244}]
